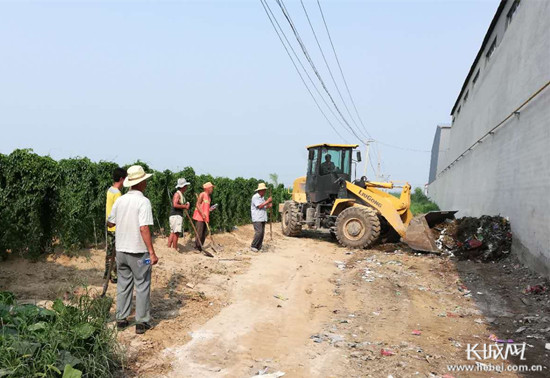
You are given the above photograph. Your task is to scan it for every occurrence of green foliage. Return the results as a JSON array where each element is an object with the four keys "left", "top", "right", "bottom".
[
  {"left": 0, "top": 150, "right": 291, "bottom": 257},
  {"left": 268, "top": 173, "right": 279, "bottom": 186},
  {"left": 56, "top": 158, "right": 115, "bottom": 252},
  {"left": 0, "top": 291, "right": 121, "bottom": 377},
  {"left": 391, "top": 187, "right": 440, "bottom": 215},
  {"left": 0, "top": 150, "right": 60, "bottom": 259},
  {"left": 410, "top": 187, "right": 440, "bottom": 215}
]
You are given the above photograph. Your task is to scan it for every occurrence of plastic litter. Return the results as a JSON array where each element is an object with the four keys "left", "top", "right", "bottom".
[
  {"left": 545, "top": 343, "right": 550, "bottom": 351},
  {"left": 489, "top": 334, "right": 514, "bottom": 343},
  {"left": 525, "top": 285, "right": 547, "bottom": 295},
  {"left": 250, "top": 372, "right": 285, "bottom": 378},
  {"left": 411, "top": 330, "right": 422, "bottom": 336},
  {"left": 515, "top": 326, "right": 527, "bottom": 334},
  {"left": 334, "top": 261, "right": 345, "bottom": 268},
  {"left": 273, "top": 295, "right": 288, "bottom": 301},
  {"left": 380, "top": 349, "right": 395, "bottom": 356}
]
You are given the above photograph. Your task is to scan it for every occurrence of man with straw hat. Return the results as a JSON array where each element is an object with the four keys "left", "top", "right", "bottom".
[
  {"left": 168, "top": 178, "right": 190, "bottom": 251},
  {"left": 192, "top": 181, "right": 214, "bottom": 251},
  {"left": 104, "top": 167, "right": 127, "bottom": 284},
  {"left": 250, "top": 182, "right": 272, "bottom": 252},
  {"left": 107, "top": 165, "right": 157, "bottom": 335}
]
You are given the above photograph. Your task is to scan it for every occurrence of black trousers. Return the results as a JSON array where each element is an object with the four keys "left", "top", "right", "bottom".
[
  {"left": 195, "top": 221, "right": 207, "bottom": 250},
  {"left": 251, "top": 222, "right": 266, "bottom": 250}
]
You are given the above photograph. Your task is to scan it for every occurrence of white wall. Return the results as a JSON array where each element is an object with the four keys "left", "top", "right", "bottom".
[{"left": 428, "top": 0, "right": 550, "bottom": 276}]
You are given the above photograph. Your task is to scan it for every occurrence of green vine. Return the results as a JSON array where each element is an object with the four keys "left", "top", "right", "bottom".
[{"left": 0, "top": 150, "right": 290, "bottom": 259}]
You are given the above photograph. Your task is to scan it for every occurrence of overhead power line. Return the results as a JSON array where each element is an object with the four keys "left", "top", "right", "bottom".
[
  {"left": 316, "top": 0, "right": 372, "bottom": 139},
  {"left": 260, "top": 0, "right": 431, "bottom": 155},
  {"left": 259, "top": 0, "right": 348, "bottom": 142},
  {"left": 275, "top": 0, "right": 366, "bottom": 142},
  {"left": 299, "top": 0, "right": 366, "bottom": 139}
]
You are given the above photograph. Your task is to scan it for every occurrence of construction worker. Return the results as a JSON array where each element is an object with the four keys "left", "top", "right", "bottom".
[
  {"left": 168, "top": 178, "right": 190, "bottom": 250},
  {"left": 192, "top": 182, "right": 214, "bottom": 251},
  {"left": 107, "top": 165, "right": 157, "bottom": 335},
  {"left": 250, "top": 182, "right": 272, "bottom": 252},
  {"left": 104, "top": 167, "right": 127, "bottom": 283}
]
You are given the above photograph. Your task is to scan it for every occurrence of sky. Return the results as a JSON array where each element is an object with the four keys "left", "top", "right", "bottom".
[{"left": 0, "top": 0, "right": 500, "bottom": 188}]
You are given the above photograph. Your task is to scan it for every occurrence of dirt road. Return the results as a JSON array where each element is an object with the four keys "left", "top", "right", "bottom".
[
  {"left": 163, "top": 232, "right": 341, "bottom": 377},
  {"left": 1, "top": 224, "right": 548, "bottom": 377}
]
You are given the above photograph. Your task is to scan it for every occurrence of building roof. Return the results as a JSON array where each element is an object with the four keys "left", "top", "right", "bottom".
[{"left": 450, "top": 0, "right": 508, "bottom": 115}]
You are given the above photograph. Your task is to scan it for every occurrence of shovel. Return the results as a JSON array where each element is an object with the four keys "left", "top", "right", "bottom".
[
  {"left": 101, "top": 227, "right": 115, "bottom": 297},
  {"left": 204, "top": 219, "right": 223, "bottom": 252},
  {"left": 268, "top": 188, "right": 273, "bottom": 241}
]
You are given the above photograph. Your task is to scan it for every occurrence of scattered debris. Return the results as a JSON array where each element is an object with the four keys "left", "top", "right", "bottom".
[
  {"left": 432, "top": 216, "right": 512, "bottom": 261},
  {"left": 310, "top": 334, "right": 323, "bottom": 343},
  {"left": 525, "top": 284, "right": 547, "bottom": 295},
  {"left": 309, "top": 333, "right": 345, "bottom": 345},
  {"left": 380, "top": 349, "right": 395, "bottom": 356},
  {"left": 411, "top": 330, "right": 422, "bottom": 336},
  {"left": 545, "top": 343, "right": 550, "bottom": 351},
  {"left": 273, "top": 295, "right": 288, "bottom": 301},
  {"left": 489, "top": 334, "right": 514, "bottom": 343},
  {"left": 334, "top": 261, "right": 346, "bottom": 270},
  {"left": 250, "top": 371, "right": 285, "bottom": 378}
]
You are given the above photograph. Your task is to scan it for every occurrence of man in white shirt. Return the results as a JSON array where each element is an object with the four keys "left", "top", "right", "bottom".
[
  {"left": 107, "top": 165, "right": 158, "bottom": 334},
  {"left": 250, "top": 183, "right": 272, "bottom": 252}
]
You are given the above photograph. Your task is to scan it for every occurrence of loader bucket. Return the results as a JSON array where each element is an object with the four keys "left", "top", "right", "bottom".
[{"left": 402, "top": 211, "right": 457, "bottom": 253}]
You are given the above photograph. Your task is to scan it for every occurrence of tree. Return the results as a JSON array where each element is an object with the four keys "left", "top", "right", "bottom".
[{"left": 269, "top": 173, "right": 279, "bottom": 187}]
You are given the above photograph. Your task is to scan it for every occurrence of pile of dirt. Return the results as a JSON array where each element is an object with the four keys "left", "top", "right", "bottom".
[{"left": 434, "top": 215, "right": 512, "bottom": 261}]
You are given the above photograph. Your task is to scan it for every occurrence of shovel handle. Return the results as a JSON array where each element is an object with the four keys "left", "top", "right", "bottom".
[{"left": 184, "top": 209, "right": 203, "bottom": 250}]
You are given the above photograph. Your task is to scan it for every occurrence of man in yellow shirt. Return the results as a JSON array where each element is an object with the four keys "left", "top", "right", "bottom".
[{"left": 104, "top": 167, "right": 127, "bottom": 283}]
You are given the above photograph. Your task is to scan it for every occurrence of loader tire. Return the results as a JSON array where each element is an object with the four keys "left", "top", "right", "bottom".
[
  {"left": 281, "top": 200, "right": 302, "bottom": 237},
  {"left": 335, "top": 206, "right": 380, "bottom": 249}
]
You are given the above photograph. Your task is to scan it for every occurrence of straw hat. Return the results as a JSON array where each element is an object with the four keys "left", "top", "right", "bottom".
[
  {"left": 176, "top": 178, "right": 190, "bottom": 189},
  {"left": 255, "top": 183, "right": 268, "bottom": 192},
  {"left": 123, "top": 165, "right": 152, "bottom": 188},
  {"left": 203, "top": 182, "right": 215, "bottom": 189}
]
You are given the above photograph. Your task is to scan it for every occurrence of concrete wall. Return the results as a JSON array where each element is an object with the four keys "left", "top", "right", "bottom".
[
  {"left": 428, "top": 0, "right": 550, "bottom": 276},
  {"left": 428, "top": 126, "right": 451, "bottom": 184}
]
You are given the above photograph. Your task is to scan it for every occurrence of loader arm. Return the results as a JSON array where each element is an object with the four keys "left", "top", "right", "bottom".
[{"left": 345, "top": 181, "right": 411, "bottom": 237}]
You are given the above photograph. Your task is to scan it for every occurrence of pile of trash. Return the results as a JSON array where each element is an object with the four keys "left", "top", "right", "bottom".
[{"left": 433, "top": 215, "right": 512, "bottom": 261}]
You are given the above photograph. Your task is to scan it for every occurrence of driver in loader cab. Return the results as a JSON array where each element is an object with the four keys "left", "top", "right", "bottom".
[{"left": 320, "top": 154, "right": 335, "bottom": 175}]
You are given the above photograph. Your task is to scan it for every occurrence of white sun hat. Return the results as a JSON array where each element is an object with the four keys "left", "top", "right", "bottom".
[
  {"left": 123, "top": 165, "right": 153, "bottom": 188},
  {"left": 255, "top": 183, "right": 268, "bottom": 192},
  {"left": 176, "top": 178, "right": 190, "bottom": 189}
]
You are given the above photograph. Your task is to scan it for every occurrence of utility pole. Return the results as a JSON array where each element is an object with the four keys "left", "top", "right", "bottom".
[
  {"left": 363, "top": 139, "right": 375, "bottom": 178},
  {"left": 377, "top": 147, "right": 381, "bottom": 182}
]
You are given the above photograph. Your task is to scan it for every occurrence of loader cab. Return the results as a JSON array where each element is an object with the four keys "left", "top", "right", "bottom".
[{"left": 306, "top": 144, "right": 358, "bottom": 203}]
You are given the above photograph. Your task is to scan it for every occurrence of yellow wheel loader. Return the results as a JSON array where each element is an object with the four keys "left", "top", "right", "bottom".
[{"left": 281, "top": 144, "right": 454, "bottom": 251}]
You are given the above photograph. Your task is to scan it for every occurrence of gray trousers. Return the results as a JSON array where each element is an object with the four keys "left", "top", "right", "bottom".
[
  {"left": 251, "top": 222, "right": 266, "bottom": 250},
  {"left": 116, "top": 251, "right": 151, "bottom": 324}
]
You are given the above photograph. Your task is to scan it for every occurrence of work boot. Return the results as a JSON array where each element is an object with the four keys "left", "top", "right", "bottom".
[
  {"left": 116, "top": 319, "right": 129, "bottom": 329},
  {"left": 136, "top": 323, "right": 152, "bottom": 335}
]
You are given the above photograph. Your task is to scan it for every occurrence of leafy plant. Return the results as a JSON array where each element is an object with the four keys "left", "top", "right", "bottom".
[
  {"left": 0, "top": 291, "right": 122, "bottom": 377},
  {"left": 0, "top": 149, "right": 60, "bottom": 259},
  {"left": 268, "top": 173, "right": 279, "bottom": 186},
  {"left": 0, "top": 150, "right": 290, "bottom": 258},
  {"left": 391, "top": 187, "right": 439, "bottom": 215}
]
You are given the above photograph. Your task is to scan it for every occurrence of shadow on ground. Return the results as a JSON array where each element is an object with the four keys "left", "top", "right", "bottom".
[{"left": 455, "top": 255, "right": 550, "bottom": 377}]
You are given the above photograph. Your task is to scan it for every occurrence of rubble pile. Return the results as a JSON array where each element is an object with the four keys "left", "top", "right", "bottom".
[{"left": 433, "top": 215, "right": 512, "bottom": 261}]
